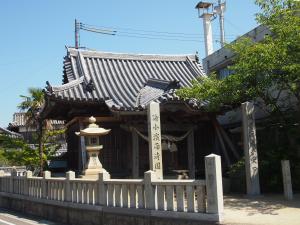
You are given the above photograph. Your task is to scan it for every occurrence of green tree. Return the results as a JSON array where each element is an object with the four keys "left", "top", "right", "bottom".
[
  {"left": 177, "top": 0, "right": 300, "bottom": 191},
  {"left": 18, "top": 88, "right": 64, "bottom": 173},
  {"left": 0, "top": 130, "right": 64, "bottom": 172},
  {"left": 177, "top": 0, "right": 300, "bottom": 116},
  {"left": 19, "top": 88, "right": 45, "bottom": 173}
]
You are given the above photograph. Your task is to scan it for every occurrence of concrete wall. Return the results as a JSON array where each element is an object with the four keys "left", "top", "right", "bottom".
[
  {"left": 0, "top": 193, "right": 219, "bottom": 225},
  {"left": 202, "top": 24, "right": 271, "bottom": 74}
]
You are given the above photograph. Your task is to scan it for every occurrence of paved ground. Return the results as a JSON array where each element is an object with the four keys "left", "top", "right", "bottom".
[
  {"left": 0, "top": 209, "right": 63, "bottom": 225},
  {"left": 222, "top": 194, "right": 300, "bottom": 225},
  {"left": 0, "top": 194, "right": 299, "bottom": 225}
]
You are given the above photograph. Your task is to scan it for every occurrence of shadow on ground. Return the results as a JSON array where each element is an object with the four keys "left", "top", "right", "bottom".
[{"left": 224, "top": 194, "right": 300, "bottom": 216}]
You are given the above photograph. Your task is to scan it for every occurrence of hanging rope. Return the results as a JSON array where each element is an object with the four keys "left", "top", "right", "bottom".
[{"left": 130, "top": 126, "right": 195, "bottom": 143}]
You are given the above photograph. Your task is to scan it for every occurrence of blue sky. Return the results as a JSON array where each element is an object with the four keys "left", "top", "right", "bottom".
[{"left": 0, "top": 0, "right": 259, "bottom": 127}]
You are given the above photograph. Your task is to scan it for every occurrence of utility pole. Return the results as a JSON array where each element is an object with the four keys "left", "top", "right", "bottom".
[
  {"left": 75, "top": 19, "right": 80, "bottom": 49},
  {"left": 74, "top": 19, "right": 116, "bottom": 49},
  {"left": 215, "top": 0, "right": 226, "bottom": 47}
]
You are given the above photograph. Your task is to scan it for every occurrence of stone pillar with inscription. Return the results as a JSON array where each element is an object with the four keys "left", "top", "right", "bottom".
[
  {"left": 281, "top": 160, "right": 293, "bottom": 200},
  {"left": 147, "top": 102, "right": 163, "bottom": 179},
  {"left": 242, "top": 101, "right": 261, "bottom": 195},
  {"left": 205, "top": 154, "right": 223, "bottom": 217}
]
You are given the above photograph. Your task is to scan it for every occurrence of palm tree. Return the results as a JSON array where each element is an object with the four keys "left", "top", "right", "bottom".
[{"left": 18, "top": 88, "right": 50, "bottom": 174}]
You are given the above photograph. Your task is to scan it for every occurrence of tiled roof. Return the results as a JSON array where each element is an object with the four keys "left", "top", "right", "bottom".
[
  {"left": 136, "top": 78, "right": 180, "bottom": 107},
  {"left": 9, "top": 112, "right": 65, "bottom": 127},
  {"left": 45, "top": 48, "right": 206, "bottom": 111},
  {"left": 0, "top": 127, "right": 23, "bottom": 138}
]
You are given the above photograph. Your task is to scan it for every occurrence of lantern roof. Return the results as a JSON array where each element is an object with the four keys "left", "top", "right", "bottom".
[{"left": 75, "top": 116, "right": 110, "bottom": 136}]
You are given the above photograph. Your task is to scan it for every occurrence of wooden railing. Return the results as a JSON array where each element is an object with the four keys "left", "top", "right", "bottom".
[{"left": 0, "top": 154, "right": 223, "bottom": 217}]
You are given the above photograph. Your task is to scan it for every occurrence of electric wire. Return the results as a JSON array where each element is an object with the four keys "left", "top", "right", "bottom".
[
  {"left": 80, "top": 23, "right": 237, "bottom": 39},
  {"left": 80, "top": 24, "right": 202, "bottom": 42}
]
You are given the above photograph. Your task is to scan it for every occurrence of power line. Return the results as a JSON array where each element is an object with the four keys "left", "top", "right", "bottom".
[
  {"left": 80, "top": 24, "right": 208, "bottom": 42},
  {"left": 81, "top": 23, "right": 202, "bottom": 37},
  {"left": 114, "top": 34, "right": 206, "bottom": 42},
  {"left": 224, "top": 18, "right": 243, "bottom": 33},
  {"left": 81, "top": 23, "right": 237, "bottom": 38},
  {"left": 76, "top": 20, "right": 238, "bottom": 47},
  {"left": 80, "top": 23, "right": 116, "bottom": 35}
]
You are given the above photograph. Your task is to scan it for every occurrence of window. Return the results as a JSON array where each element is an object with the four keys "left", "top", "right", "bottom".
[{"left": 218, "top": 67, "right": 233, "bottom": 79}]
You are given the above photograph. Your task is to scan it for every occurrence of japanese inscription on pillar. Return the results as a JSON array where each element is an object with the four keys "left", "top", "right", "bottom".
[
  {"left": 242, "top": 101, "right": 260, "bottom": 195},
  {"left": 147, "top": 102, "right": 163, "bottom": 179}
]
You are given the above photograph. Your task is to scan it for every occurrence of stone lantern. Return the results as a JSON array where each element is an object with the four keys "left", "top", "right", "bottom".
[{"left": 76, "top": 116, "right": 110, "bottom": 178}]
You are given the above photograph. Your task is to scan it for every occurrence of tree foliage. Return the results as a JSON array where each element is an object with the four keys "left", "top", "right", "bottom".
[
  {"left": 17, "top": 87, "right": 64, "bottom": 173},
  {"left": 177, "top": 0, "right": 300, "bottom": 191},
  {"left": 0, "top": 129, "right": 65, "bottom": 171},
  {"left": 19, "top": 88, "right": 45, "bottom": 126},
  {"left": 177, "top": 0, "right": 300, "bottom": 116}
]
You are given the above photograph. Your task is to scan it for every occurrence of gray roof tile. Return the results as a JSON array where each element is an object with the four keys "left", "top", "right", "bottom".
[
  {"left": 9, "top": 113, "right": 64, "bottom": 127},
  {"left": 0, "top": 127, "right": 23, "bottom": 138},
  {"left": 45, "top": 48, "right": 206, "bottom": 111}
]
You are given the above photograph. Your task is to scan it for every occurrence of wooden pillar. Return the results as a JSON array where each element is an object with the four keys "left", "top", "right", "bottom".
[
  {"left": 79, "top": 121, "right": 86, "bottom": 173},
  {"left": 132, "top": 131, "right": 139, "bottom": 178},
  {"left": 187, "top": 130, "right": 195, "bottom": 179}
]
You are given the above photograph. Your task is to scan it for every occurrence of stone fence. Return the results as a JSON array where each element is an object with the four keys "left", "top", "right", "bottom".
[
  {"left": 0, "top": 154, "right": 223, "bottom": 224},
  {"left": 0, "top": 166, "right": 26, "bottom": 176}
]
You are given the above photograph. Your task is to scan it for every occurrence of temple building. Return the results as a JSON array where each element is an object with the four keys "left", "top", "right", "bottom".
[
  {"left": 7, "top": 112, "right": 67, "bottom": 156},
  {"left": 0, "top": 126, "right": 22, "bottom": 139},
  {"left": 41, "top": 47, "right": 236, "bottom": 178}
]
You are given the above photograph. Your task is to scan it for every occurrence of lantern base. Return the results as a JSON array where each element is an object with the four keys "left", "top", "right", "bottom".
[
  {"left": 81, "top": 147, "right": 105, "bottom": 179},
  {"left": 81, "top": 168, "right": 107, "bottom": 179}
]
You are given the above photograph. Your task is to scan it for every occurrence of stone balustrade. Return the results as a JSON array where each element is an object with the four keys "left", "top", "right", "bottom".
[
  {"left": 0, "top": 154, "right": 223, "bottom": 222},
  {"left": 0, "top": 166, "right": 26, "bottom": 176}
]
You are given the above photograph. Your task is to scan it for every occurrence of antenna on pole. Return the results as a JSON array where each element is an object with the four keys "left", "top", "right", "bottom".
[{"left": 215, "top": 0, "right": 226, "bottom": 47}]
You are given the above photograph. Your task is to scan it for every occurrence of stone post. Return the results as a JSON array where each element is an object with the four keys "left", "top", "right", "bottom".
[
  {"left": 25, "top": 171, "right": 32, "bottom": 196},
  {"left": 281, "top": 160, "right": 293, "bottom": 200},
  {"left": 242, "top": 101, "right": 260, "bottom": 196},
  {"left": 144, "top": 170, "right": 156, "bottom": 209},
  {"left": 0, "top": 170, "right": 4, "bottom": 192},
  {"left": 98, "top": 170, "right": 110, "bottom": 206},
  {"left": 42, "top": 171, "right": 51, "bottom": 199},
  {"left": 147, "top": 102, "right": 163, "bottom": 179},
  {"left": 205, "top": 154, "right": 223, "bottom": 215},
  {"left": 10, "top": 167, "right": 17, "bottom": 193},
  {"left": 65, "top": 171, "right": 75, "bottom": 202}
]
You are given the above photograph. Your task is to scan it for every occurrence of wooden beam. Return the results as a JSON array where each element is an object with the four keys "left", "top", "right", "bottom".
[
  {"left": 187, "top": 130, "right": 195, "bottom": 179},
  {"left": 66, "top": 116, "right": 120, "bottom": 128},
  {"left": 81, "top": 116, "right": 120, "bottom": 123},
  {"left": 219, "top": 124, "right": 240, "bottom": 160},
  {"left": 65, "top": 117, "right": 79, "bottom": 128},
  {"left": 212, "top": 119, "right": 231, "bottom": 166}
]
